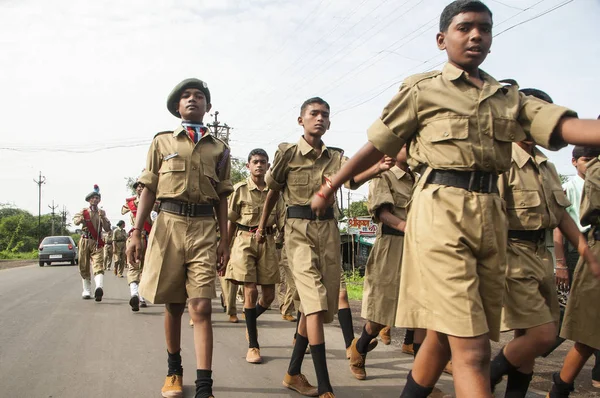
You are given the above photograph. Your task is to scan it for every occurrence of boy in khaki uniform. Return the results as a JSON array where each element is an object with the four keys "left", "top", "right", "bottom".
[
  {"left": 128, "top": 78, "right": 232, "bottom": 398},
  {"left": 123, "top": 180, "right": 153, "bottom": 311},
  {"left": 73, "top": 185, "right": 111, "bottom": 301},
  {"left": 112, "top": 221, "right": 127, "bottom": 277},
  {"left": 311, "top": 1, "right": 600, "bottom": 396},
  {"left": 547, "top": 156, "right": 600, "bottom": 397},
  {"left": 489, "top": 89, "right": 600, "bottom": 397},
  {"left": 225, "top": 148, "right": 285, "bottom": 364},
  {"left": 103, "top": 230, "right": 113, "bottom": 270},
  {"left": 348, "top": 146, "right": 416, "bottom": 381}
]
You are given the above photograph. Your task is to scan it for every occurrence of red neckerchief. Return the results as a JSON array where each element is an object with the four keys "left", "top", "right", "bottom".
[{"left": 83, "top": 209, "right": 105, "bottom": 248}]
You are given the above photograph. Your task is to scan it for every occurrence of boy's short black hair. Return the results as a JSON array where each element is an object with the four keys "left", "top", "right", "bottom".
[
  {"left": 117, "top": 220, "right": 125, "bottom": 227},
  {"left": 572, "top": 146, "right": 600, "bottom": 160},
  {"left": 300, "top": 97, "right": 330, "bottom": 116},
  {"left": 439, "top": 0, "right": 493, "bottom": 32},
  {"left": 520, "top": 88, "right": 553, "bottom": 104},
  {"left": 248, "top": 148, "right": 269, "bottom": 162}
]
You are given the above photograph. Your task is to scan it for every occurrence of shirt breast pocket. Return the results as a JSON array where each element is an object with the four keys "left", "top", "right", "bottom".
[
  {"left": 419, "top": 117, "right": 469, "bottom": 166},
  {"left": 241, "top": 203, "right": 258, "bottom": 215},
  {"left": 506, "top": 189, "right": 542, "bottom": 229},
  {"left": 158, "top": 158, "right": 186, "bottom": 194},
  {"left": 493, "top": 118, "right": 527, "bottom": 168},
  {"left": 288, "top": 171, "right": 310, "bottom": 199}
]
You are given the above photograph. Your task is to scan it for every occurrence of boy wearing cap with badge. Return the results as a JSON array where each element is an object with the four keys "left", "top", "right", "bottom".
[
  {"left": 123, "top": 180, "right": 153, "bottom": 311},
  {"left": 310, "top": 1, "right": 600, "bottom": 396},
  {"left": 73, "top": 185, "right": 111, "bottom": 301},
  {"left": 127, "top": 78, "right": 232, "bottom": 398}
]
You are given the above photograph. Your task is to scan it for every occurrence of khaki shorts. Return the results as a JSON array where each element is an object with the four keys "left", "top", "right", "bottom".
[
  {"left": 501, "top": 239, "right": 560, "bottom": 331},
  {"left": 362, "top": 234, "right": 404, "bottom": 326},
  {"left": 225, "top": 230, "right": 279, "bottom": 285},
  {"left": 395, "top": 182, "right": 508, "bottom": 341},
  {"left": 561, "top": 229, "right": 600, "bottom": 350},
  {"left": 139, "top": 211, "right": 217, "bottom": 304},
  {"left": 286, "top": 218, "right": 341, "bottom": 324}
]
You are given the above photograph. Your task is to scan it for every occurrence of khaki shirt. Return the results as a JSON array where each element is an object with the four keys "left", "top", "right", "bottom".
[
  {"left": 367, "top": 63, "right": 576, "bottom": 173},
  {"left": 73, "top": 207, "right": 111, "bottom": 234},
  {"left": 228, "top": 177, "right": 285, "bottom": 228},
  {"left": 103, "top": 230, "right": 113, "bottom": 244},
  {"left": 266, "top": 137, "right": 349, "bottom": 205},
  {"left": 121, "top": 197, "right": 153, "bottom": 228},
  {"left": 580, "top": 157, "right": 600, "bottom": 227},
  {"left": 113, "top": 227, "right": 128, "bottom": 242},
  {"left": 367, "top": 165, "right": 416, "bottom": 224},
  {"left": 498, "top": 143, "right": 570, "bottom": 230},
  {"left": 139, "top": 126, "right": 233, "bottom": 203}
]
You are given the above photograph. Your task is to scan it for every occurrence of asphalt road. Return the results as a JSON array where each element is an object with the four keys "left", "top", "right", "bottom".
[{"left": 0, "top": 262, "right": 593, "bottom": 398}]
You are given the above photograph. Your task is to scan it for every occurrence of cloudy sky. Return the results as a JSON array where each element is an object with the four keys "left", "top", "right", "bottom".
[{"left": 1, "top": 0, "right": 598, "bottom": 228}]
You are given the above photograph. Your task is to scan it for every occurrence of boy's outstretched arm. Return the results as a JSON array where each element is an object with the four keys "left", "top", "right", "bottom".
[
  {"left": 555, "top": 118, "right": 600, "bottom": 147},
  {"left": 311, "top": 142, "right": 383, "bottom": 216}
]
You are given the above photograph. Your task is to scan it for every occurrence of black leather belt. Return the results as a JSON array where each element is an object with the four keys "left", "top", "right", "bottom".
[
  {"left": 236, "top": 224, "right": 274, "bottom": 234},
  {"left": 428, "top": 169, "right": 499, "bottom": 194},
  {"left": 381, "top": 224, "right": 405, "bottom": 236},
  {"left": 160, "top": 200, "right": 214, "bottom": 217},
  {"left": 508, "top": 229, "right": 545, "bottom": 242},
  {"left": 287, "top": 205, "right": 334, "bottom": 221}
]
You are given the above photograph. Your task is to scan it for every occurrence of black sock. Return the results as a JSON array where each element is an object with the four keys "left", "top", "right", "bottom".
[
  {"left": 245, "top": 308, "right": 259, "bottom": 348},
  {"left": 490, "top": 347, "right": 517, "bottom": 391},
  {"left": 256, "top": 303, "right": 268, "bottom": 318},
  {"left": 403, "top": 329, "right": 415, "bottom": 345},
  {"left": 288, "top": 333, "right": 308, "bottom": 376},
  {"left": 195, "top": 369, "right": 213, "bottom": 398},
  {"left": 294, "top": 311, "right": 301, "bottom": 340},
  {"left": 400, "top": 370, "right": 433, "bottom": 398},
  {"left": 310, "top": 343, "right": 333, "bottom": 395},
  {"left": 338, "top": 308, "right": 354, "bottom": 349},
  {"left": 167, "top": 350, "right": 183, "bottom": 376},
  {"left": 549, "top": 372, "right": 572, "bottom": 398},
  {"left": 356, "top": 325, "right": 378, "bottom": 354},
  {"left": 413, "top": 343, "right": 422, "bottom": 359},
  {"left": 505, "top": 369, "right": 533, "bottom": 398}
]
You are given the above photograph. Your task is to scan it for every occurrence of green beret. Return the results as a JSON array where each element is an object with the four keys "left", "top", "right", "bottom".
[
  {"left": 85, "top": 184, "right": 101, "bottom": 202},
  {"left": 167, "top": 78, "right": 211, "bottom": 117}
]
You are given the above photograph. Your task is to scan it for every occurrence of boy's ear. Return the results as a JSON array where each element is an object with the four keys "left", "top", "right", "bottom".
[
  {"left": 267, "top": 162, "right": 271, "bottom": 170},
  {"left": 297, "top": 116, "right": 304, "bottom": 126},
  {"left": 571, "top": 158, "right": 577, "bottom": 167},
  {"left": 246, "top": 162, "right": 251, "bottom": 169},
  {"left": 326, "top": 121, "right": 331, "bottom": 131},
  {"left": 436, "top": 32, "right": 446, "bottom": 50}
]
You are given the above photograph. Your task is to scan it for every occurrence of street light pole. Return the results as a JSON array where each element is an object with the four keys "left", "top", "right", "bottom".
[{"left": 33, "top": 171, "right": 46, "bottom": 243}]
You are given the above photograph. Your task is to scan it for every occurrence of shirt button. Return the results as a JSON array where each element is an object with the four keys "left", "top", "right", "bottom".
[
  {"left": 192, "top": 166, "right": 197, "bottom": 170},
  {"left": 192, "top": 187, "right": 197, "bottom": 191},
  {"left": 443, "top": 132, "right": 449, "bottom": 137},
  {"left": 482, "top": 130, "right": 489, "bottom": 135},
  {"left": 509, "top": 133, "right": 515, "bottom": 140}
]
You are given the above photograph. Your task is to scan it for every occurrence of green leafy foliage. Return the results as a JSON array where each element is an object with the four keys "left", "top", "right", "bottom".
[
  {"left": 343, "top": 200, "right": 369, "bottom": 217},
  {"left": 231, "top": 157, "right": 249, "bottom": 185},
  {"left": 344, "top": 270, "right": 364, "bottom": 301}
]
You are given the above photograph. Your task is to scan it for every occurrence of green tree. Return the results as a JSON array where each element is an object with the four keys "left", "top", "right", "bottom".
[
  {"left": 559, "top": 173, "right": 569, "bottom": 185},
  {"left": 231, "top": 157, "right": 249, "bottom": 185},
  {"left": 125, "top": 176, "right": 137, "bottom": 196},
  {"left": 344, "top": 200, "right": 369, "bottom": 217}
]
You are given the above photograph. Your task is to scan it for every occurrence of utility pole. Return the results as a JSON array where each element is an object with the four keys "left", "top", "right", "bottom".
[
  {"left": 48, "top": 200, "right": 58, "bottom": 236},
  {"left": 33, "top": 171, "right": 46, "bottom": 243},
  {"left": 61, "top": 206, "right": 68, "bottom": 235},
  {"left": 208, "top": 111, "right": 233, "bottom": 144}
]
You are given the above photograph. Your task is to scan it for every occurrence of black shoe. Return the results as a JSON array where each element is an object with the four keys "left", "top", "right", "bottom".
[
  {"left": 94, "top": 287, "right": 103, "bottom": 302},
  {"left": 129, "top": 295, "right": 140, "bottom": 312},
  {"left": 140, "top": 300, "right": 147, "bottom": 308}
]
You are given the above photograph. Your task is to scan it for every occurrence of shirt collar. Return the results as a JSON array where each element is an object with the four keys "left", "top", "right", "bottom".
[
  {"left": 297, "top": 136, "right": 330, "bottom": 157},
  {"left": 442, "top": 63, "right": 502, "bottom": 91},
  {"left": 512, "top": 143, "right": 548, "bottom": 169},
  {"left": 390, "top": 165, "right": 408, "bottom": 180},
  {"left": 246, "top": 177, "right": 268, "bottom": 192},
  {"left": 173, "top": 124, "right": 212, "bottom": 141}
]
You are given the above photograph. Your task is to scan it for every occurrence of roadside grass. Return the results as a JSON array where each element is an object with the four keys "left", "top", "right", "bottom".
[
  {"left": 0, "top": 250, "right": 37, "bottom": 260},
  {"left": 344, "top": 270, "right": 364, "bottom": 301}
]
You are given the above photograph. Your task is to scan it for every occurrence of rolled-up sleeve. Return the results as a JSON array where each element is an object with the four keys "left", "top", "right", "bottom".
[
  {"left": 266, "top": 147, "right": 288, "bottom": 192},
  {"left": 518, "top": 93, "right": 577, "bottom": 151},
  {"left": 367, "top": 176, "right": 394, "bottom": 222},
  {"left": 139, "top": 139, "right": 161, "bottom": 194},
  {"left": 367, "top": 83, "right": 418, "bottom": 157}
]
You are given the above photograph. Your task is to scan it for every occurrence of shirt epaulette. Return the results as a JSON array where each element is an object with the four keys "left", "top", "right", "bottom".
[
  {"left": 499, "top": 78, "right": 519, "bottom": 87},
  {"left": 277, "top": 142, "right": 295, "bottom": 152},
  {"left": 233, "top": 180, "right": 248, "bottom": 191},
  {"left": 209, "top": 133, "right": 230, "bottom": 148},
  {"left": 328, "top": 146, "right": 345, "bottom": 155},
  {"left": 154, "top": 131, "right": 172, "bottom": 138},
  {"left": 402, "top": 70, "right": 441, "bottom": 87}
]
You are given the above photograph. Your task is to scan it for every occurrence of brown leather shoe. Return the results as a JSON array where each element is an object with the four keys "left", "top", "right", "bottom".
[
  {"left": 442, "top": 360, "right": 453, "bottom": 375},
  {"left": 161, "top": 374, "right": 183, "bottom": 397},
  {"left": 593, "top": 379, "right": 600, "bottom": 388},
  {"left": 189, "top": 318, "right": 194, "bottom": 327},
  {"left": 282, "top": 373, "right": 318, "bottom": 397},
  {"left": 319, "top": 393, "right": 335, "bottom": 398},
  {"left": 401, "top": 343, "right": 414, "bottom": 355},
  {"left": 428, "top": 387, "right": 452, "bottom": 398},
  {"left": 346, "top": 338, "right": 377, "bottom": 359},
  {"left": 246, "top": 347, "right": 262, "bottom": 364},
  {"left": 229, "top": 315, "right": 239, "bottom": 323},
  {"left": 282, "top": 314, "right": 296, "bottom": 322},
  {"left": 348, "top": 338, "right": 367, "bottom": 380},
  {"left": 379, "top": 326, "right": 391, "bottom": 345}
]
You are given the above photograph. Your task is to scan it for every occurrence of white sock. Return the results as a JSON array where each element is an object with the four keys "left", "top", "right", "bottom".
[
  {"left": 129, "top": 282, "right": 139, "bottom": 297},
  {"left": 94, "top": 274, "right": 104, "bottom": 289}
]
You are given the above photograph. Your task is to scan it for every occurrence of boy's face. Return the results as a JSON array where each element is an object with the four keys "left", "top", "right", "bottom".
[
  {"left": 88, "top": 196, "right": 100, "bottom": 206},
  {"left": 247, "top": 155, "right": 269, "bottom": 177},
  {"left": 437, "top": 11, "right": 492, "bottom": 73},
  {"left": 178, "top": 88, "right": 211, "bottom": 121},
  {"left": 298, "top": 103, "right": 330, "bottom": 137},
  {"left": 135, "top": 183, "right": 144, "bottom": 197},
  {"left": 573, "top": 156, "right": 594, "bottom": 178}
]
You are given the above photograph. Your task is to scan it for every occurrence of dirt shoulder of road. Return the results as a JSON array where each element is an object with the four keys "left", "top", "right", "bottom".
[{"left": 0, "top": 260, "right": 35, "bottom": 271}]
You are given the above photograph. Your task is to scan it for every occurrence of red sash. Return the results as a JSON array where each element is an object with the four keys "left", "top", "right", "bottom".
[
  {"left": 83, "top": 209, "right": 105, "bottom": 249},
  {"left": 126, "top": 198, "right": 152, "bottom": 235}
]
